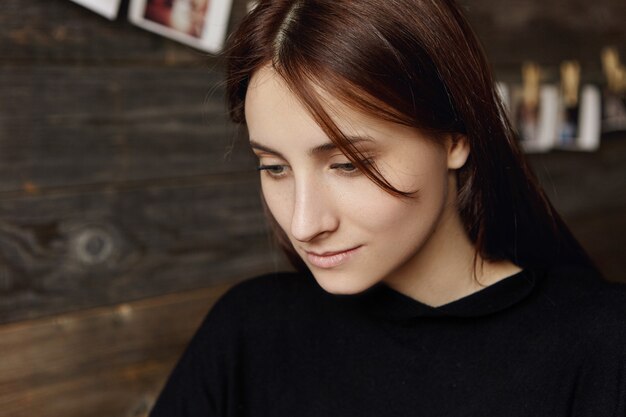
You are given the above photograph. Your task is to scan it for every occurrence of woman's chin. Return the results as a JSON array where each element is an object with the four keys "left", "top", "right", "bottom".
[{"left": 311, "top": 271, "right": 377, "bottom": 295}]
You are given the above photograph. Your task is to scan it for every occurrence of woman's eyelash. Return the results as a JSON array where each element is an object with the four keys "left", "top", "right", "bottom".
[
  {"left": 257, "top": 164, "right": 287, "bottom": 176},
  {"left": 330, "top": 158, "right": 373, "bottom": 173},
  {"left": 330, "top": 162, "right": 357, "bottom": 171},
  {"left": 256, "top": 159, "right": 373, "bottom": 178}
]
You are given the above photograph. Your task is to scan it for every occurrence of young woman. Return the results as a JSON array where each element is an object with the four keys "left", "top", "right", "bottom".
[{"left": 150, "top": 0, "right": 626, "bottom": 415}]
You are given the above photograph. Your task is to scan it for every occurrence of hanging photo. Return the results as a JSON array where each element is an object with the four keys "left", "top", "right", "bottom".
[
  {"left": 602, "top": 89, "right": 626, "bottom": 132},
  {"left": 554, "top": 61, "right": 601, "bottom": 151},
  {"left": 510, "top": 62, "right": 558, "bottom": 153},
  {"left": 69, "top": 0, "right": 122, "bottom": 20},
  {"left": 129, "top": 0, "right": 233, "bottom": 53}
]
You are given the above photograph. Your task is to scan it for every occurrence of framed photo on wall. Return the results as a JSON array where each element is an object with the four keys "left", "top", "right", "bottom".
[
  {"left": 129, "top": 0, "right": 234, "bottom": 53},
  {"left": 70, "top": 0, "right": 122, "bottom": 20}
]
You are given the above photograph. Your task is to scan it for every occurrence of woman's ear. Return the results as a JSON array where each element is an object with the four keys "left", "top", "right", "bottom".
[{"left": 446, "top": 134, "right": 470, "bottom": 169}]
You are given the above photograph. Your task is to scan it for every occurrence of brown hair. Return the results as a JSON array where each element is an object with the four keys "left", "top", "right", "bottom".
[{"left": 224, "top": 0, "right": 597, "bottom": 274}]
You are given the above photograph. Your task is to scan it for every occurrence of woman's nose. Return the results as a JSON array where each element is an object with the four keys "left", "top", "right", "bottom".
[{"left": 290, "top": 177, "right": 339, "bottom": 242}]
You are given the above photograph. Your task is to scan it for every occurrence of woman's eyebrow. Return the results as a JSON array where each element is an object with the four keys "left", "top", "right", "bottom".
[
  {"left": 249, "top": 140, "right": 285, "bottom": 158},
  {"left": 249, "top": 137, "right": 374, "bottom": 158},
  {"left": 308, "top": 137, "right": 374, "bottom": 155}
]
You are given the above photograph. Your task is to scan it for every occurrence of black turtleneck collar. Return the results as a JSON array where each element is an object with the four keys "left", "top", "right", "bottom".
[{"left": 345, "top": 268, "right": 542, "bottom": 320}]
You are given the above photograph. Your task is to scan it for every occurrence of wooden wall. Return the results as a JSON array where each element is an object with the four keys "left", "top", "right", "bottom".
[{"left": 0, "top": 0, "right": 624, "bottom": 416}]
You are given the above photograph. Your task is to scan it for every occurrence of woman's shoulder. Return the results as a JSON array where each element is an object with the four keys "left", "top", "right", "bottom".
[
  {"left": 541, "top": 263, "right": 626, "bottom": 309},
  {"left": 539, "top": 263, "right": 626, "bottom": 345}
]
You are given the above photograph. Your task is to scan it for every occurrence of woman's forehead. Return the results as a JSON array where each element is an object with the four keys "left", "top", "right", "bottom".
[{"left": 245, "top": 66, "right": 420, "bottom": 145}]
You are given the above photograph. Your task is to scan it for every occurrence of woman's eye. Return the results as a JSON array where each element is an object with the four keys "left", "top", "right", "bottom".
[
  {"left": 257, "top": 164, "right": 287, "bottom": 177},
  {"left": 331, "top": 162, "right": 357, "bottom": 172},
  {"left": 330, "top": 159, "right": 372, "bottom": 175}
]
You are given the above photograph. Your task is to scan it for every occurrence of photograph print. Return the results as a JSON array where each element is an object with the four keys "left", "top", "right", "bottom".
[{"left": 129, "top": 0, "right": 233, "bottom": 53}]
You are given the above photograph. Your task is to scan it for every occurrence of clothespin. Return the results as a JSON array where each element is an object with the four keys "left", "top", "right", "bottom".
[
  {"left": 601, "top": 47, "right": 624, "bottom": 94},
  {"left": 521, "top": 61, "right": 541, "bottom": 109},
  {"left": 560, "top": 60, "right": 580, "bottom": 108}
]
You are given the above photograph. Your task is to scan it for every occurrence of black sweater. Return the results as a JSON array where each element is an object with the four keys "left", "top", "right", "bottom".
[{"left": 149, "top": 264, "right": 626, "bottom": 416}]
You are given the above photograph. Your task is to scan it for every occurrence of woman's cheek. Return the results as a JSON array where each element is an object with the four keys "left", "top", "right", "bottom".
[
  {"left": 338, "top": 178, "right": 413, "bottom": 229},
  {"left": 261, "top": 181, "right": 293, "bottom": 232}
]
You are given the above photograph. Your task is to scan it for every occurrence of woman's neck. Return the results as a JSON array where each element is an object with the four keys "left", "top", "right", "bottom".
[{"left": 382, "top": 195, "right": 522, "bottom": 307}]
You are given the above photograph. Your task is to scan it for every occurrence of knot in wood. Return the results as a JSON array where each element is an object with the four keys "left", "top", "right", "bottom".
[{"left": 71, "top": 227, "right": 115, "bottom": 265}]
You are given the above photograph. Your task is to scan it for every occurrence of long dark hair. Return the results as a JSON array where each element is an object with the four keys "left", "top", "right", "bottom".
[{"left": 224, "top": 0, "right": 597, "bottom": 275}]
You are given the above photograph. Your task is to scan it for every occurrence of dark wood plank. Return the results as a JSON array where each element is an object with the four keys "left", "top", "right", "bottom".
[
  {"left": 0, "top": 0, "right": 196, "bottom": 66},
  {"left": 0, "top": 0, "right": 250, "bottom": 66},
  {"left": 527, "top": 136, "right": 626, "bottom": 282},
  {"left": 0, "top": 176, "right": 290, "bottom": 324},
  {"left": 0, "top": 65, "right": 256, "bottom": 192},
  {"left": 0, "top": 283, "right": 232, "bottom": 417},
  {"left": 565, "top": 206, "right": 626, "bottom": 281},
  {"left": 465, "top": 0, "right": 626, "bottom": 71},
  {"left": 528, "top": 137, "right": 626, "bottom": 216},
  {"left": 3, "top": 0, "right": 625, "bottom": 71}
]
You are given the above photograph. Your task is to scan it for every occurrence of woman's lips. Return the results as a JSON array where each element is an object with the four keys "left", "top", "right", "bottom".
[{"left": 305, "top": 246, "right": 362, "bottom": 269}]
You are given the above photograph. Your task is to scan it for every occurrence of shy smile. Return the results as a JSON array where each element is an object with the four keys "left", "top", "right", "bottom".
[{"left": 305, "top": 246, "right": 362, "bottom": 269}]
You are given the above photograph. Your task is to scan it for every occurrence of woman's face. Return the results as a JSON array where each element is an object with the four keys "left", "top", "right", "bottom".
[{"left": 245, "top": 66, "right": 469, "bottom": 295}]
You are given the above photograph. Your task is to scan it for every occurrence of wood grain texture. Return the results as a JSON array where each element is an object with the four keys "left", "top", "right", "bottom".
[
  {"left": 0, "top": 283, "right": 233, "bottom": 417},
  {"left": 0, "top": 176, "right": 290, "bottom": 324},
  {"left": 0, "top": 65, "right": 255, "bottom": 192},
  {"left": 464, "top": 0, "right": 626, "bottom": 73},
  {"left": 1, "top": 0, "right": 624, "bottom": 70},
  {"left": 0, "top": 0, "right": 250, "bottom": 66},
  {"left": 527, "top": 136, "right": 626, "bottom": 282},
  {"left": 529, "top": 137, "right": 626, "bottom": 216}
]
